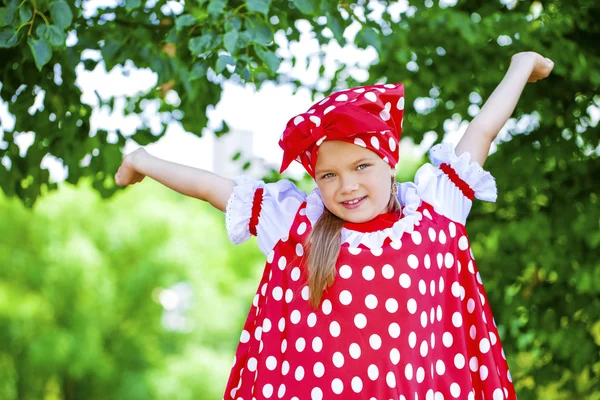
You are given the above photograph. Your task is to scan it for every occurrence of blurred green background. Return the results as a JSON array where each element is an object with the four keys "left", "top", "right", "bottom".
[{"left": 1, "top": 0, "right": 599, "bottom": 399}]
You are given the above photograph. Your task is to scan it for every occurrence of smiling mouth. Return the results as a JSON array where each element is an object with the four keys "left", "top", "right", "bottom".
[{"left": 341, "top": 196, "right": 366, "bottom": 205}]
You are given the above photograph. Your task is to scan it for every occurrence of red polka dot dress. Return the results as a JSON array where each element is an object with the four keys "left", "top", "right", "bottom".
[{"left": 224, "top": 143, "right": 515, "bottom": 400}]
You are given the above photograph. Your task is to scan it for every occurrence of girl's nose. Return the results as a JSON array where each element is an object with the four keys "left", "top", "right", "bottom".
[{"left": 340, "top": 176, "right": 359, "bottom": 194}]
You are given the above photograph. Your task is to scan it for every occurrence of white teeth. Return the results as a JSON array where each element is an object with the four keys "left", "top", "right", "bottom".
[{"left": 344, "top": 197, "right": 363, "bottom": 205}]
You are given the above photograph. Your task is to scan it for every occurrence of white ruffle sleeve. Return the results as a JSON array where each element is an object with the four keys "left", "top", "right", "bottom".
[
  {"left": 414, "top": 142, "right": 498, "bottom": 225},
  {"left": 225, "top": 176, "right": 307, "bottom": 255}
]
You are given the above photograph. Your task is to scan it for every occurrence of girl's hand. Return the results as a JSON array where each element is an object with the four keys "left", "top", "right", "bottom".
[
  {"left": 511, "top": 51, "right": 554, "bottom": 82},
  {"left": 115, "top": 148, "right": 147, "bottom": 186}
]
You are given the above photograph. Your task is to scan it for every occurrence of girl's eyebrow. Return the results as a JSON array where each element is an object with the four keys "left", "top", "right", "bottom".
[{"left": 315, "top": 157, "right": 376, "bottom": 175}]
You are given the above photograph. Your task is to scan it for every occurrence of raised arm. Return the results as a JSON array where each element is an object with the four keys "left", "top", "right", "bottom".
[
  {"left": 115, "top": 148, "right": 234, "bottom": 212},
  {"left": 455, "top": 51, "right": 554, "bottom": 166}
]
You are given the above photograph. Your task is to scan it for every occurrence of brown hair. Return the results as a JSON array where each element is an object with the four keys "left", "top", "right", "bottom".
[{"left": 305, "top": 177, "right": 399, "bottom": 309}]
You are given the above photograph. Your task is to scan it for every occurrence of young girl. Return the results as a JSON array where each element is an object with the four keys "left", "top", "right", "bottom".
[{"left": 116, "top": 51, "right": 553, "bottom": 400}]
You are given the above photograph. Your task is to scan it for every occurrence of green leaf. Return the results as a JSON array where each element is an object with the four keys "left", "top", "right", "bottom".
[
  {"left": 207, "top": 0, "right": 226, "bottom": 16},
  {"left": 356, "top": 27, "right": 382, "bottom": 54},
  {"left": 101, "top": 39, "right": 121, "bottom": 62},
  {"left": 223, "top": 30, "right": 239, "bottom": 54},
  {"left": 0, "top": 6, "right": 17, "bottom": 27},
  {"left": 18, "top": 5, "right": 32, "bottom": 24},
  {"left": 51, "top": 0, "right": 73, "bottom": 30},
  {"left": 224, "top": 16, "right": 242, "bottom": 32},
  {"left": 238, "top": 31, "right": 251, "bottom": 48},
  {"left": 175, "top": 14, "right": 196, "bottom": 31},
  {"left": 246, "top": 0, "right": 271, "bottom": 15},
  {"left": 215, "top": 121, "right": 230, "bottom": 137},
  {"left": 245, "top": 16, "right": 272, "bottom": 45},
  {"left": 326, "top": 12, "right": 345, "bottom": 44},
  {"left": 45, "top": 25, "right": 67, "bottom": 47},
  {"left": 27, "top": 37, "right": 53, "bottom": 70},
  {"left": 254, "top": 45, "right": 280, "bottom": 73},
  {"left": 188, "top": 33, "right": 214, "bottom": 56},
  {"left": 0, "top": 27, "right": 19, "bottom": 48},
  {"left": 189, "top": 61, "right": 208, "bottom": 80},
  {"left": 125, "top": 0, "right": 141, "bottom": 13},
  {"left": 35, "top": 23, "right": 47, "bottom": 38},
  {"left": 293, "top": 0, "right": 317, "bottom": 15},
  {"left": 215, "top": 55, "right": 235, "bottom": 74}
]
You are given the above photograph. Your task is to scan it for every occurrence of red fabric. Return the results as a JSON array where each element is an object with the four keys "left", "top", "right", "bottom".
[
  {"left": 249, "top": 188, "right": 264, "bottom": 236},
  {"left": 344, "top": 210, "right": 402, "bottom": 233},
  {"left": 279, "top": 84, "right": 405, "bottom": 178},
  {"left": 224, "top": 201, "right": 517, "bottom": 400},
  {"left": 440, "top": 163, "right": 475, "bottom": 200}
]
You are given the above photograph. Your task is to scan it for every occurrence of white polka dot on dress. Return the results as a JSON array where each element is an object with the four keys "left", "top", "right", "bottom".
[
  {"left": 339, "top": 290, "right": 352, "bottom": 305},
  {"left": 382, "top": 264, "right": 394, "bottom": 279},
  {"left": 365, "top": 294, "right": 378, "bottom": 309},
  {"left": 454, "top": 353, "right": 465, "bottom": 369},
  {"left": 386, "top": 298, "right": 399, "bottom": 313},
  {"left": 369, "top": 334, "right": 382, "bottom": 350},
  {"left": 407, "top": 254, "right": 419, "bottom": 269},
  {"left": 368, "top": 364, "right": 379, "bottom": 380},
  {"left": 411, "top": 231, "right": 422, "bottom": 245},
  {"left": 389, "top": 322, "right": 401, "bottom": 338},
  {"left": 339, "top": 265, "right": 352, "bottom": 279},
  {"left": 307, "top": 312, "right": 317, "bottom": 327},
  {"left": 351, "top": 376, "right": 363, "bottom": 393},
  {"left": 400, "top": 273, "right": 411, "bottom": 288},
  {"left": 443, "top": 332, "right": 453, "bottom": 347},
  {"left": 469, "top": 356, "right": 478, "bottom": 372},
  {"left": 354, "top": 313, "right": 367, "bottom": 329},
  {"left": 290, "top": 310, "right": 301, "bottom": 324},
  {"left": 295, "top": 366, "right": 304, "bottom": 381},
  {"left": 322, "top": 299, "right": 332, "bottom": 315},
  {"left": 458, "top": 235, "right": 469, "bottom": 250},
  {"left": 439, "top": 230, "right": 447, "bottom": 244},
  {"left": 436, "top": 359, "right": 445, "bottom": 375},
  {"left": 291, "top": 267, "right": 300, "bottom": 281},
  {"left": 405, "top": 363, "right": 413, "bottom": 380},
  {"left": 331, "top": 378, "right": 343, "bottom": 394},
  {"left": 407, "top": 298, "right": 417, "bottom": 314},
  {"left": 349, "top": 343, "right": 361, "bottom": 359},
  {"left": 333, "top": 351, "right": 344, "bottom": 367},
  {"left": 362, "top": 265, "right": 375, "bottom": 280},
  {"left": 313, "top": 362, "right": 325, "bottom": 378},
  {"left": 329, "top": 321, "right": 341, "bottom": 337},
  {"left": 386, "top": 371, "right": 397, "bottom": 388},
  {"left": 390, "top": 348, "right": 400, "bottom": 364},
  {"left": 263, "top": 383, "right": 274, "bottom": 398},
  {"left": 450, "top": 382, "right": 461, "bottom": 398},
  {"left": 409, "top": 331, "right": 417, "bottom": 348},
  {"left": 278, "top": 256, "right": 287, "bottom": 270},
  {"left": 312, "top": 336, "right": 323, "bottom": 352},
  {"left": 310, "top": 387, "right": 322, "bottom": 400},
  {"left": 480, "top": 338, "right": 491, "bottom": 353}
]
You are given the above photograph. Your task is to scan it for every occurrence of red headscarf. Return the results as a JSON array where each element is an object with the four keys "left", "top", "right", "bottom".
[{"left": 279, "top": 83, "right": 405, "bottom": 178}]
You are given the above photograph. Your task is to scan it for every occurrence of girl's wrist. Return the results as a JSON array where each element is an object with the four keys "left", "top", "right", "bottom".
[
  {"left": 510, "top": 52, "right": 536, "bottom": 72},
  {"left": 129, "top": 148, "right": 150, "bottom": 171}
]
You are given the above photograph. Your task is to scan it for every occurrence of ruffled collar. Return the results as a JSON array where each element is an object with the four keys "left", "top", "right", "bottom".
[{"left": 305, "top": 183, "right": 423, "bottom": 249}]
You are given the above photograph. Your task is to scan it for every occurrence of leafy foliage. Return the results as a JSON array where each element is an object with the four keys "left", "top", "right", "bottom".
[{"left": 0, "top": 180, "right": 266, "bottom": 399}]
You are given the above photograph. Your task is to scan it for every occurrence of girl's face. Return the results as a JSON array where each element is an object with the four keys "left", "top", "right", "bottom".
[{"left": 314, "top": 140, "right": 395, "bottom": 224}]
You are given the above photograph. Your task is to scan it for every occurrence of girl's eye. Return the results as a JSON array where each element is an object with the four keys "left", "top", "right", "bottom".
[
  {"left": 357, "top": 163, "right": 370, "bottom": 170},
  {"left": 322, "top": 173, "right": 334, "bottom": 179}
]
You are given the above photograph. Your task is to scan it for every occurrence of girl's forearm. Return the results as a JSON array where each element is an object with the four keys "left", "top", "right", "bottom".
[
  {"left": 466, "top": 56, "right": 535, "bottom": 141},
  {"left": 133, "top": 151, "right": 234, "bottom": 211}
]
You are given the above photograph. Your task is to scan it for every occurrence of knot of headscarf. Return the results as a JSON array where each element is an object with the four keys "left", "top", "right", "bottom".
[{"left": 279, "top": 83, "right": 405, "bottom": 178}]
